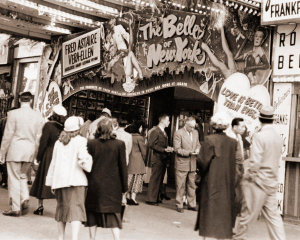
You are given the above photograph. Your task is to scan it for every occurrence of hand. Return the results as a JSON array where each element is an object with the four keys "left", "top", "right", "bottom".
[
  {"left": 78, "top": 159, "right": 86, "bottom": 168},
  {"left": 165, "top": 147, "right": 174, "bottom": 153},
  {"left": 33, "top": 159, "right": 39, "bottom": 165},
  {"left": 122, "top": 193, "right": 127, "bottom": 205},
  {"left": 0, "top": 153, "right": 5, "bottom": 165}
]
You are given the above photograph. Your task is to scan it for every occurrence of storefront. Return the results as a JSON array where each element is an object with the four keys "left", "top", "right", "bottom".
[
  {"left": 271, "top": 24, "right": 300, "bottom": 221},
  {"left": 261, "top": 0, "right": 300, "bottom": 221},
  {"left": 55, "top": 2, "right": 271, "bottom": 185}
]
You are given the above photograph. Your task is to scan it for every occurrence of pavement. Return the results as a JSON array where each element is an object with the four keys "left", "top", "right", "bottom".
[{"left": 1, "top": 186, "right": 300, "bottom": 240}]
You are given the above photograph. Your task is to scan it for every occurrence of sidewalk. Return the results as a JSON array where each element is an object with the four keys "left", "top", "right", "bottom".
[{"left": 0, "top": 186, "right": 300, "bottom": 240}]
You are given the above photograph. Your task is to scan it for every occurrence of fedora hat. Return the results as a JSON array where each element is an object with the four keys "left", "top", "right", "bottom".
[{"left": 259, "top": 106, "right": 275, "bottom": 119}]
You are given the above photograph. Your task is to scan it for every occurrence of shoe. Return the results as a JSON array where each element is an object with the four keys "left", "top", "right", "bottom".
[
  {"left": 21, "top": 200, "right": 29, "bottom": 215},
  {"left": 1, "top": 183, "right": 7, "bottom": 189},
  {"left": 33, "top": 206, "right": 44, "bottom": 215},
  {"left": 145, "top": 201, "right": 158, "bottom": 206},
  {"left": 131, "top": 199, "right": 139, "bottom": 206},
  {"left": 157, "top": 199, "right": 162, "bottom": 203},
  {"left": 128, "top": 199, "right": 139, "bottom": 206},
  {"left": 161, "top": 194, "right": 171, "bottom": 200},
  {"left": 176, "top": 207, "right": 184, "bottom": 213},
  {"left": 3, "top": 210, "right": 21, "bottom": 217},
  {"left": 187, "top": 206, "right": 197, "bottom": 211}
]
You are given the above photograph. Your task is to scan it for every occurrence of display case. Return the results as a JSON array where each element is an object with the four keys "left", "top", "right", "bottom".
[{"left": 63, "top": 90, "right": 150, "bottom": 123}]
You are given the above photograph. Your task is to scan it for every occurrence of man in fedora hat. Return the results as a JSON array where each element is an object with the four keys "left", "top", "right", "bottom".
[
  {"left": 0, "top": 92, "right": 43, "bottom": 216},
  {"left": 234, "top": 106, "right": 286, "bottom": 240}
]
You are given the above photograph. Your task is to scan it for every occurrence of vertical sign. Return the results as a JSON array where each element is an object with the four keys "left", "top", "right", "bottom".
[
  {"left": 273, "top": 24, "right": 300, "bottom": 76},
  {"left": 273, "top": 82, "right": 292, "bottom": 214}
]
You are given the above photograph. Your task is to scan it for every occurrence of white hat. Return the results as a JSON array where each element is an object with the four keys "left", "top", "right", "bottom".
[
  {"left": 64, "top": 116, "right": 82, "bottom": 132},
  {"left": 259, "top": 105, "right": 275, "bottom": 120},
  {"left": 210, "top": 111, "right": 231, "bottom": 130},
  {"left": 52, "top": 105, "right": 67, "bottom": 117},
  {"left": 102, "top": 108, "right": 111, "bottom": 117}
]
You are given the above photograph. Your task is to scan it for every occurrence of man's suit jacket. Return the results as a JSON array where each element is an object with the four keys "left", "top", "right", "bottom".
[
  {"left": 148, "top": 126, "right": 168, "bottom": 163},
  {"left": 0, "top": 106, "right": 43, "bottom": 163},
  {"left": 173, "top": 128, "right": 200, "bottom": 172},
  {"left": 247, "top": 124, "right": 283, "bottom": 194}
]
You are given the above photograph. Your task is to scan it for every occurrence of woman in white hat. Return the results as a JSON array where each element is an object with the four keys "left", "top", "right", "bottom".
[
  {"left": 46, "top": 116, "right": 92, "bottom": 240},
  {"left": 30, "top": 105, "right": 67, "bottom": 215}
]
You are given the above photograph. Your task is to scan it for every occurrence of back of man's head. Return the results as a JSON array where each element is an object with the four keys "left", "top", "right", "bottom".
[
  {"left": 87, "top": 113, "right": 96, "bottom": 121},
  {"left": 159, "top": 114, "right": 169, "bottom": 123},
  {"left": 118, "top": 118, "right": 128, "bottom": 128},
  {"left": 19, "top": 92, "right": 33, "bottom": 103}
]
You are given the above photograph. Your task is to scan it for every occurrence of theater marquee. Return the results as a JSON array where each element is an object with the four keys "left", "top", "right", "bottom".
[{"left": 261, "top": 0, "right": 300, "bottom": 25}]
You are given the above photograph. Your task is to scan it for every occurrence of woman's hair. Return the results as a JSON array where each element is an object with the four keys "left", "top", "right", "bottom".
[
  {"left": 49, "top": 113, "right": 65, "bottom": 124},
  {"left": 130, "top": 120, "right": 144, "bottom": 134},
  {"left": 58, "top": 130, "right": 80, "bottom": 145},
  {"left": 95, "top": 117, "right": 116, "bottom": 140},
  {"left": 254, "top": 27, "right": 268, "bottom": 44}
]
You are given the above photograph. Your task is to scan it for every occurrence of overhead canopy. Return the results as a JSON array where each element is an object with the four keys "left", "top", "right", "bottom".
[{"left": 0, "top": 0, "right": 261, "bottom": 40}]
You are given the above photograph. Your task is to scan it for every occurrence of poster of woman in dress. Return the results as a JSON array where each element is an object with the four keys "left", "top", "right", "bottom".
[{"left": 200, "top": 8, "right": 271, "bottom": 88}]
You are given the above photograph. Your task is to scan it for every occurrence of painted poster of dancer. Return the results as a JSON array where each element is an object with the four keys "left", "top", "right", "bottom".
[{"left": 103, "top": 12, "right": 143, "bottom": 93}]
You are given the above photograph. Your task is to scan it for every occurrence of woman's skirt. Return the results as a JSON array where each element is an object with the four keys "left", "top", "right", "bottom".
[
  {"left": 128, "top": 174, "right": 144, "bottom": 193},
  {"left": 85, "top": 212, "right": 122, "bottom": 229},
  {"left": 55, "top": 186, "right": 86, "bottom": 223}
]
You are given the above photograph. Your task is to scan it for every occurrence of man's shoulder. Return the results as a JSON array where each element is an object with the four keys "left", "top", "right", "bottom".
[{"left": 175, "top": 128, "right": 185, "bottom": 135}]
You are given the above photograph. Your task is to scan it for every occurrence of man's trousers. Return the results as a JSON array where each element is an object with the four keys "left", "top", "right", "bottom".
[
  {"left": 234, "top": 180, "right": 286, "bottom": 240},
  {"left": 175, "top": 169, "right": 196, "bottom": 209},
  {"left": 7, "top": 162, "right": 31, "bottom": 211},
  {"left": 147, "top": 160, "right": 166, "bottom": 203}
]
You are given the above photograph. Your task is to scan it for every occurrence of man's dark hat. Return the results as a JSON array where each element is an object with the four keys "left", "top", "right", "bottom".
[
  {"left": 259, "top": 106, "right": 275, "bottom": 120},
  {"left": 19, "top": 91, "right": 33, "bottom": 97},
  {"left": 19, "top": 91, "right": 33, "bottom": 102}
]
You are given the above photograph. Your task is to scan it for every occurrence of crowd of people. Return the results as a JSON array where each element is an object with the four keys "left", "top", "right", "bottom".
[{"left": 0, "top": 91, "right": 286, "bottom": 240}]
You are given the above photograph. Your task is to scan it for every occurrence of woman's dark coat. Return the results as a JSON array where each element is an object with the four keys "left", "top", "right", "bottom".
[
  {"left": 86, "top": 138, "right": 128, "bottom": 213},
  {"left": 195, "top": 133, "right": 237, "bottom": 239},
  {"left": 30, "top": 121, "right": 63, "bottom": 199}
]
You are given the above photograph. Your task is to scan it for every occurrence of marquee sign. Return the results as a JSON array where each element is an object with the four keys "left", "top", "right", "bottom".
[
  {"left": 62, "top": 4, "right": 271, "bottom": 101},
  {"left": 62, "top": 28, "right": 101, "bottom": 77},
  {"left": 261, "top": 0, "right": 300, "bottom": 25}
]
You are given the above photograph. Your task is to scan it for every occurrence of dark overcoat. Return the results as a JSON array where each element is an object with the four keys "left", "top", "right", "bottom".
[
  {"left": 30, "top": 121, "right": 63, "bottom": 199},
  {"left": 128, "top": 133, "right": 147, "bottom": 175},
  {"left": 195, "top": 133, "right": 237, "bottom": 239},
  {"left": 85, "top": 139, "right": 128, "bottom": 213}
]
